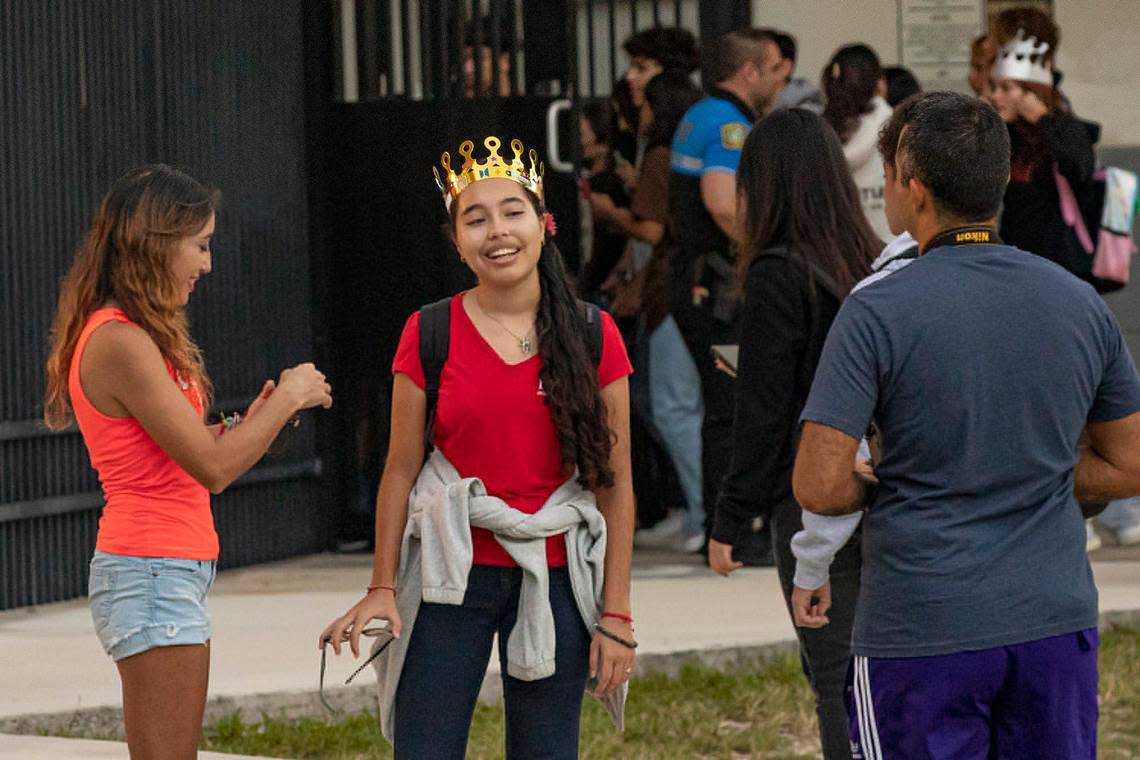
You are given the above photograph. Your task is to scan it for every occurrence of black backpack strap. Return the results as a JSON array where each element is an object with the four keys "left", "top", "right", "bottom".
[
  {"left": 577, "top": 300, "right": 604, "bottom": 367},
  {"left": 418, "top": 296, "right": 453, "bottom": 450}
]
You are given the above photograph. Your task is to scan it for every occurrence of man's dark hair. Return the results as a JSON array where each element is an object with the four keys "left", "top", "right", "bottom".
[
  {"left": 622, "top": 26, "right": 700, "bottom": 75},
  {"left": 757, "top": 27, "right": 796, "bottom": 83},
  {"left": 878, "top": 92, "right": 1010, "bottom": 221},
  {"left": 759, "top": 28, "right": 796, "bottom": 64},
  {"left": 883, "top": 66, "right": 921, "bottom": 107},
  {"left": 643, "top": 72, "right": 702, "bottom": 148},
  {"left": 707, "top": 28, "right": 778, "bottom": 84}
]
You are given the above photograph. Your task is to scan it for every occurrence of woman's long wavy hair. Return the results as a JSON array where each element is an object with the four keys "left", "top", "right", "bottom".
[
  {"left": 822, "top": 44, "right": 883, "bottom": 144},
  {"left": 736, "top": 109, "right": 877, "bottom": 296},
  {"left": 44, "top": 164, "right": 219, "bottom": 428},
  {"left": 449, "top": 191, "right": 615, "bottom": 490}
]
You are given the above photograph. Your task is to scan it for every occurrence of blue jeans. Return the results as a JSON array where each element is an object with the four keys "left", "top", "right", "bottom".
[
  {"left": 648, "top": 316, "right": 705, "bottom": 535},
  {"left": 88, "top": 551, "right": 217, "bottom": 661},
  {"left": 393, "top": 565, "right": 591, "bottom": 759}
]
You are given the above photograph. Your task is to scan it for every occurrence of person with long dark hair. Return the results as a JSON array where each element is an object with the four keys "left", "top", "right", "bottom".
[
  {"left": 44, "top": 164, "right": 332, "bottom": 759},
  {"left": 320, "top": 137, "right": 636, "bottom": 757},
  {"left": 670, "top": 28, "right": 794, "bottom": 566},
  {"left": 822, "top": 44, "right": 893, "bottom": 242},
  {"left": 707, "top": 109, "right": 877, "bottom": 759}
]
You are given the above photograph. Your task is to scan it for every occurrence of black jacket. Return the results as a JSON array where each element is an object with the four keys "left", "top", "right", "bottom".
[
  {"left": 712, "top": 250, "right": 840, "bottom": 545},
  {"left": 1000, "top": 115, "right": 1096, "bottom": 270}
]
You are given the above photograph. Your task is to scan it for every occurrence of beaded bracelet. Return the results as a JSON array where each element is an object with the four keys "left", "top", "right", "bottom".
[{"left": 594, "top": 623, "right": 638, "bottom": 649}]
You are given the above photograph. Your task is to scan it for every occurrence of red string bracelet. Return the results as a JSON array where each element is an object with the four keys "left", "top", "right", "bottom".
[
  {"left": 601, "top": 611, "right": 633, "bottom": 624},
  {"left": 367, "top": 584, "right": 397, "bottom": 594}
]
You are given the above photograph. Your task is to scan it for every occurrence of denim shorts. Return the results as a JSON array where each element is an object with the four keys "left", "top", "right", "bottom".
[{"left": 88, "top": 550, "right": 217, "bottom": 661}]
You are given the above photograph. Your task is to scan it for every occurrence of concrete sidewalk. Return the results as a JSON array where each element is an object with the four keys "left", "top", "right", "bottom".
[
  {"left": 2, "top": 549, "right": 1138, "bottom": 757},
  {"left": 0, "top": 734, "right": 283, "bottom": 759}
]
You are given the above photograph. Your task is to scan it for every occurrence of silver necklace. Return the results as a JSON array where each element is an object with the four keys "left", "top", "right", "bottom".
[{"left": 473, "top": 293, "right": 536, "bottom": 355}]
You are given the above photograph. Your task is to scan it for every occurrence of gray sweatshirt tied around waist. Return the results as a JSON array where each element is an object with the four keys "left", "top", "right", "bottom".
[{"left": 372, "top": 449, "right": 627, "bottom": 740}]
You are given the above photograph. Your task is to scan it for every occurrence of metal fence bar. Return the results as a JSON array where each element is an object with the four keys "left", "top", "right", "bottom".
[
  {"left": 608, "top": 0, "right": 617, "bottom": 94},
  {"left": 490, "top": 0, "right": 503, "bottom": 96},
  {"left": 585, "top": 0, "right": 595, "bottom": 96},
  {"left": 418, "top": 0, "right": 433, "bottom": 98},
  {"left": 508, "top": 0, "right": 521, "bottom": 95}
]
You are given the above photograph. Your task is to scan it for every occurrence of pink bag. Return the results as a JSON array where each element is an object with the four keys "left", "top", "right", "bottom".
[{"left": 1054, "top": 165, "right": 1136, "bottom": 287}]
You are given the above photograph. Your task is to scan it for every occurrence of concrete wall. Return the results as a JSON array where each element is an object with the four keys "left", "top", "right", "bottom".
[{"left": 1052, "top": 1, "right": 1140, "bottom": 148}]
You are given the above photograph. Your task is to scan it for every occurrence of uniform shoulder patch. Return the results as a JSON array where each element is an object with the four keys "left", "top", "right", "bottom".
[{"left": 720, "top": 122, "right": 747, "bottom": 151}]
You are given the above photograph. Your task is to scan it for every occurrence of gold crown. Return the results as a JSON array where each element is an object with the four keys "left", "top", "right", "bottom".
[{"left": 433, "top": 136, "right": 544, "bottom": 210}]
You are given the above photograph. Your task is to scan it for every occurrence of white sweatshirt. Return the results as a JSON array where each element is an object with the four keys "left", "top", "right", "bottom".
[{"left": 843, "top": 96, "right": 894, "bottom": 243}]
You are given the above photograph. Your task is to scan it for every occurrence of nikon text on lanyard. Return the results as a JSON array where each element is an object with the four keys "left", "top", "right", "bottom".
[{"left": 922, "top": 226, "right": 1002, "bottom": 255}]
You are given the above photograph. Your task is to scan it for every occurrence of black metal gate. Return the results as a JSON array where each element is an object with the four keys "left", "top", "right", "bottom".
[
  {"left": 1, "top": 1, "right": 326, "bottom": 609},
  {"left": 316, "top": 0, "right": 722, "bottom": 543}
]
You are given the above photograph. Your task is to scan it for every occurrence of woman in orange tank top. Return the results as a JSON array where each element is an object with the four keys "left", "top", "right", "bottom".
[{"left": 44, "top": 165, "right": 333, "bottom": 760}]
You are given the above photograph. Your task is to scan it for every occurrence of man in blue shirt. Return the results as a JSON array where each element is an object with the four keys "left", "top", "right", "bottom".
[
  {"left": 667, "top": 29, "right": 791, "bottom": 562},
  {"left": 793, "top": 92, "right": 1140, "bottom": 759}
]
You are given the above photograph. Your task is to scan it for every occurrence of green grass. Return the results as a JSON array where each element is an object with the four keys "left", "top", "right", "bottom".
[
  {"left": 196, "top": 626, "right": 1140, "bottom": 759},
  {"left": 1100, "top": 626, "right": 1140, "bottom": 759},
  {"left": 201, "top": 651, "right": 819, "bottom": 759}
]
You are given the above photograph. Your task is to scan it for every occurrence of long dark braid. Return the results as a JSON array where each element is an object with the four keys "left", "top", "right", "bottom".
[{"left": 534, "top": 232, "right": 616, "bottom": 490}]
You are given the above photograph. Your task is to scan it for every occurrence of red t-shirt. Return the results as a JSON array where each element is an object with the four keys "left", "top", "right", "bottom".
[{"left": 392, "top": 294, "right": 632, "bottom": 567}]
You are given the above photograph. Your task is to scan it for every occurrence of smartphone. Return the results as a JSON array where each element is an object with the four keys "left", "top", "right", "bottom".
[{"left": 711, "top": 344, "right": 739, "bottom": 374}]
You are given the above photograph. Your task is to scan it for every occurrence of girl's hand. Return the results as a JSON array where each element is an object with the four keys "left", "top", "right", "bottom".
[
  {"left": 318, "top": 589, "right": 402, "bottom": 658},
  {"left": 792, "top": 581, "right": 832, "bottom": 628},
  {"left": 589, "top": 620, "right": 636, "bottom": 696},
  {"left": 713, "top": 355, "right": 737, "bottom": 378},
  {"left": 707, "top": 538, "right": 744, "bottom": 576},
  {"left": 1017, "top": 89, "right": 1049, "bottom": 124},
  {"left": 278, "top": 363, "right": 333, "bottom": 412}
]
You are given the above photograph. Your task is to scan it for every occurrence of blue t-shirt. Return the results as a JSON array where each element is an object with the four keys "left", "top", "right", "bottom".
[
  {"left": 801, "top": 243, "right": 1140, "bottom": 658},
  {"left": 669, "top": 95, "right": 751, "bottom": 255}
]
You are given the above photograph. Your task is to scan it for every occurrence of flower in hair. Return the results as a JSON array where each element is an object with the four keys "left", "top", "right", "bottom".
[{"left": 544, "top": 211, "right": 558, "bottom": 237}]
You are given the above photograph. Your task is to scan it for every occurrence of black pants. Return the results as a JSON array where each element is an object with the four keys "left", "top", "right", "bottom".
[
  {"left": 393, "top": 566, "right": 591, "bottom": 759},
  {"left": 770, "top": 497, "right": 861, "bottom": 760}
]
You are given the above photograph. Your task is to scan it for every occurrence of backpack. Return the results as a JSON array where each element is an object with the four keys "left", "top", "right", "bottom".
[
  {"left": 417, "top": 295, "right": 605, "bottom": 451},
  {"left": 1054, "top": 164, "right": 1139, "bottom": 293}
]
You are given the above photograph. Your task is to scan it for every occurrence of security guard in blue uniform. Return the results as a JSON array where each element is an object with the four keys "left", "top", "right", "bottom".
[{"left": 668, "top": 29, "right": 791, "bottom": 561}]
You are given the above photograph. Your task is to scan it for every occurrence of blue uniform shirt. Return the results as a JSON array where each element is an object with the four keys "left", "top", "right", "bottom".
[
  {"left": 802, "top": 242, "right": 1140, "bottom": 658},
  {"left": 669, "top": 90, "right": 754, "bottom": 256}
]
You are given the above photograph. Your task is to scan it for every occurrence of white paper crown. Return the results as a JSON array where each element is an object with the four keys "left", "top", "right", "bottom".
[{"left": 993, "top": 29, "right": 1053, "bottom": 87}]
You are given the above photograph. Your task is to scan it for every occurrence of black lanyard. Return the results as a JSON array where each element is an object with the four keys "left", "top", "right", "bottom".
[{"left": 922, "top": 226, "right": 1002, "bottom": 255}]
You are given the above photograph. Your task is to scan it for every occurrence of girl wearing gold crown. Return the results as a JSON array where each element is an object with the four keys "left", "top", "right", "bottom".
[
  {"left": 988, "top": 28, "right": 1097, "bottom": 280},
  {"left": 320, "top": 137, "right": 635, "bottom": 756}
]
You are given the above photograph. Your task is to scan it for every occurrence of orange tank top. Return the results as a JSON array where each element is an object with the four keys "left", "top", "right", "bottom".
[{"left": 69, "top": 307, "right": 218, "bottom": 559}]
